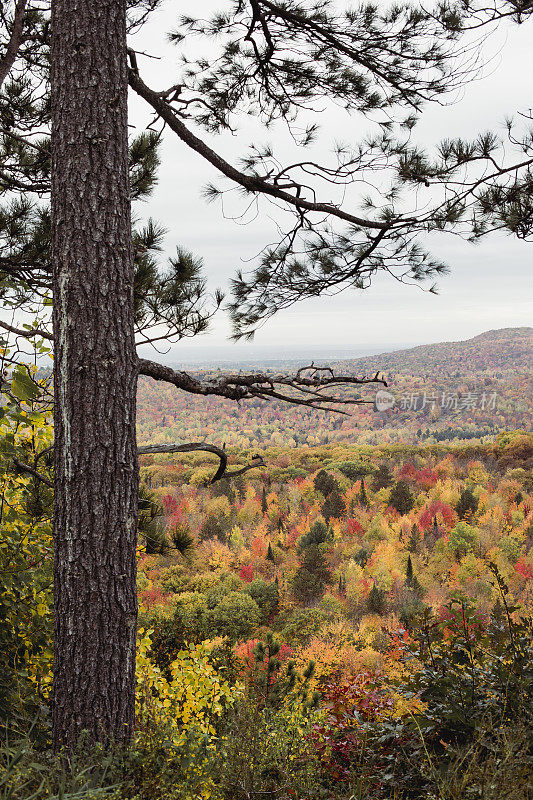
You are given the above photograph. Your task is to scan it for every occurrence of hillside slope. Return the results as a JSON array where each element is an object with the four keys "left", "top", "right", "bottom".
[
  {"left": 137, "top": 328, "right": 532, "bottom": 448},
  {"left": 344, "top": 327, "right": 532, "bottom": 376}
]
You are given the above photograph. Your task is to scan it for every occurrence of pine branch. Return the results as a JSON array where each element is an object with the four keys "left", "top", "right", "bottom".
[
  {"left": 248, "top": 0, "right": 444, "bottom": 109},
  {"left": 0, "top": 0, "right": 27, "bottom": 89},
  {"left": 128, "top": 65, "right": 394, "bottom": 232}
]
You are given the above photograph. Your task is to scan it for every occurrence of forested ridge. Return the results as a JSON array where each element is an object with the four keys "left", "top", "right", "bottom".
[{"left": 138, "top": 327, "right": 532, "bottom": 448}]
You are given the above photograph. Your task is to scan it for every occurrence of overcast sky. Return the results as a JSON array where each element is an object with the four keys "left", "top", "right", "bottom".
[{"left": 129, "top": 2, "right": 532, "bottom": 360}]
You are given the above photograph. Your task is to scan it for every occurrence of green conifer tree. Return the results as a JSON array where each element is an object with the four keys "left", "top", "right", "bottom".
[
  {"left": 407, "top": 524, "right": 421, "bottom": 553},
  {"left": 456, "top": 488, "right": 479, "bottom": 520},
  {"left": 322, "top": 490, "right": 346, "bottom": 522},
  {"left": 261, "top": 486, "right": 268, "bottom": 514},
  {"left": 297, "top": 521, "right": 332, "bottom": 553},
  {"left": 389, "top": 481, "right": 415, "bottom": 515},
  {"left": 406, "top": 554, "right": 414, "bottom": 586},
  {"left": 372, "top": 464, "right": 394, "bottom": 490},
  {"left": 292, "top": 545, "right": 332, "bottom": 604},
  {"left": 314, "top": 470, "right": 339, "bottom": 497},
  {"left": 366, "top": 585, "right": 387, "bottom": 615},
  {"left": 358, "top": 478, "right": 369, "bottom": 507}
]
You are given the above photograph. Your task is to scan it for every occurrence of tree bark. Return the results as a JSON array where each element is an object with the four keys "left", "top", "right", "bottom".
[{"left": 50, "top": 0, "right": 138, "bottom": 749}]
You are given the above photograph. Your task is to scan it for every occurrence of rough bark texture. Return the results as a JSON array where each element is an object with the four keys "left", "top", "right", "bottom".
[{"left": 50, "top": 0, "right": 138, "bottom": 749}]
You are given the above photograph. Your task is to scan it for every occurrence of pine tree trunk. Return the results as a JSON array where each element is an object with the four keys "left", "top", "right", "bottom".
[{"left": 50, "top": 0, "right": 138, "bottom": 749}]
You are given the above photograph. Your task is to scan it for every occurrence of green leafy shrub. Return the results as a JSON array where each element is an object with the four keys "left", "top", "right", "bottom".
[
  {"left": 216, "top": 635, "right": 322, "bottom": 799},
  {"left": 244, "top": 579, "right": 279, "bottom": 623},
  {"left": 279, "top": 607, "right": 328, "bottom": 646},
  {"left": 447, "top": 521, "right": 478, "bottom": 559},
  {"left": 209, "top": 592, "right": 261, "bottom": 643},
  {"left": 355, "top": 566, "right": 533, "bottom": 799},
  {"left": 0, "top": 396, "right": 53, "bottom": 731}
]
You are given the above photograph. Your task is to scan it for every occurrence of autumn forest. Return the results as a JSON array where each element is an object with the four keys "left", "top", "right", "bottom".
[{"left": 1, "top": 0, "right": 532, "bottom": 799}]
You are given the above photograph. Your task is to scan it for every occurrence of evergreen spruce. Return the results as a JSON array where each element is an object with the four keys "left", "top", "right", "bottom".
[
  {"left": 322, "top": 490, "right": 346, "bottom": 522},
  {"left": 456, "top": 488, "right": 479, "bottom": 520},
  {"left": 406, "top": 554, "right": 414, "bottom": 587},
  {"left": 389, "top": 481, "right": 415, "bottom": 516},
  {"left": 314, "top": 470, "right": 340, "bottom": 498},
  {"left": 298, "top": 521, "right": 333, "bottom": 553},
  {"left": 366, "top": 585, "right": 387, "bottom": 615},
  {"left": 292, "top": 546, "right": 332, "bottom": 604},
  {"left": 372, "top": 464, "right": 394, "bottom": 490},
  {"left": 407, "top": 524, "right": 421, "bottom": 553},
  {"left": 261, "top": 486, "right": 268, "bottom": 514}
]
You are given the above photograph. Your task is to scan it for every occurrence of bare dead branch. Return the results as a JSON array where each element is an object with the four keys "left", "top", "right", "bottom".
[
  {"left": 137, "top": 357, "right": 386, "bottom": 413},
  {"left": 14, "top": 442, "right": 264, "bottom": 489},
  {"left": 225, "top": 456, "right": 266, "bottom": 479},
  {"left": 137, "top": 441, "right": 265, "bottom": 483}
]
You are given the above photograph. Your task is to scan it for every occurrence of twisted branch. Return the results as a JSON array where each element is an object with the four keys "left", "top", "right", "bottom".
[
  {"left": 137, "top": 442, "right": 265, "bottom": 483},
  {"left": 0, "top": 319, "right": 53, "bottom": 341},
  {"left": 138, "top": 357, "right": 386, "bottom": 413},
  {"left": 14, "top": 442, "right": 265, "bottom": 486}
]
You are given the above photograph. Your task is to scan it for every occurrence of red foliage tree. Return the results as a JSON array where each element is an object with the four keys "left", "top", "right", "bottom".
[
  {"left": 239, "top": 565, "right": 254, "bottom": 583},
  {"left": 419, "top": 500, "right": 456, "bottom": 531},
  {"left": 515, "top": 558, "right": 533, "bottom": 581},
  {"left": 346, "top": 518, "right": 364, "bottom": 537}
]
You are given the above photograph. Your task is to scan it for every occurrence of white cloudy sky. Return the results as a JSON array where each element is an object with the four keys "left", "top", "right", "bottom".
[{"left": 129, "top": 1, "right": 532, "bottom": 360}]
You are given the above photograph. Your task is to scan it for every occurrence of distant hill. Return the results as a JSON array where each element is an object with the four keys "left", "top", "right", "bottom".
[
  {"left": 342, "top": 327, "right": 532, "bottom": 376},
  {"left": 137, "top": 328, "right": 532, "bottom": 449}
]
